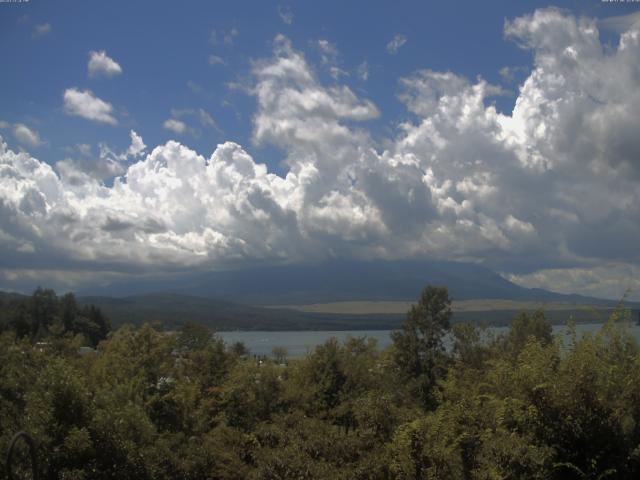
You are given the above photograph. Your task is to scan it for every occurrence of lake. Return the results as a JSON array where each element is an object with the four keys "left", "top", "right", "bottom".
[{"left": 218, "top": 322, "right": 640, "bottom": 358}]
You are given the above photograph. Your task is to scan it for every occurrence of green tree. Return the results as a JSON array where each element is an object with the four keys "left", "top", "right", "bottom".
[
  {"left": 391, "top": 285, "right": 452, "bottom": 409},
  {"left": 230, "top": 341, "right": 249, "bottom": 357},
  {"left": 498, "top": 309, "right": 553, "bottom": 358},
  {"left": 7, "top": 302, "right": 32, "bottom": 340},
  {"left": 59, "top": 292, "right": 79, "bottom": 333},
  {"left": 80, "top": 305, "right": 110, "bottom": 346},
  {"left": 29, "top": 287, "right": 58, "bottom": 340},
  {"left": 451, "top": 322, "right": 490, "bottom": 370},
  {"left": 177, "top": 321, "right": 212, "bottom": 351}
]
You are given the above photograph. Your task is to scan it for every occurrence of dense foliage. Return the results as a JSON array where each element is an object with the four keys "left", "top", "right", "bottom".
[
  {"left": 1, "top": 287, "right": 640, "bottom": 479},
  {"left": 0, "top": 288, "right": 110, "bottom": 346}
]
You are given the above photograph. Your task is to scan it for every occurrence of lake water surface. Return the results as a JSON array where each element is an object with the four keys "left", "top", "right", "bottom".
[{"left": 219, "top": 322, "right": 640, "bottom": 358}]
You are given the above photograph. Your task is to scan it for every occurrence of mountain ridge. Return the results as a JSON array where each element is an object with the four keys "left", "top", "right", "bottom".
[
  {"left": 75, "top": 259, "right": 619, "bottom": 305},
  {"left": 4, "top": 260, "right": 635, "bottom": 331}
]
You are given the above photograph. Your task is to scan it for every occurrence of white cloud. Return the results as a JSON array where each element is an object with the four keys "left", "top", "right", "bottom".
[
  {"left": 56, "top": 132, "right": 146, "bottom": 186},
  {"left": 3, "top": 10, "right": 640, "bottom": 299},
  {"left": 163, "top": 119, "right": 187, "bottom": 134},
  {"left": 88, "top": 50, "right": 122, "bottom": 78},
  {"left": 278, "top": 5, "right": 294, "bottom": 25},
  {"left": 599, "top": 11, "right": 640, "bottom": 34},
  {"left": 507, "top": 264, "right": 640, "bottom": 302},
  {"left": 317, "top": 39, "right": 347, "bottom": 80},
  {"left": 55, "top": 156, "right": 123, "bottom": 186},
  {"left": 13, "top": 124, "right": 43, "bottom": 148},
  {"left": 0, "top": 121, "right": 10, "bottom": 129},
  {"left": 386, "top": 34, "right": 407, "bottom": 54},
  {"left": 63, "top": 88, "right": 117, "bottom": 125},
  {"left": 127, "top": 130, "right": 146, "bottom": 157},
  {"left": 32, "top": 23, "right": 51, "bottom": 38}
]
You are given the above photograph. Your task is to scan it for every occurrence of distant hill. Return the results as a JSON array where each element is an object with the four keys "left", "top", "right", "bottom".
[
  {"left": 77, "top": 259, "right": 618, "bottom": 306},
  {"left": 5, "top": 260, "right": 636, "bottom": 331},
  {"left": 0, "top": 290, "right": 28, "bottom": 303},
  {"left": 2, "top": 287, "right": 637, "bottom": 332},
  {"left": 76, "top": 293, "right": 405, "bottom": 331},
  {"left": 76, "top": 293, "right": 639, "bottom": 331}
]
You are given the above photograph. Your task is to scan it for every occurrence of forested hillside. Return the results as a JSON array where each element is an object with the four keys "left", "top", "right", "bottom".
[{"left": 1, "top": 286, "right": 640, "bottom": 479}]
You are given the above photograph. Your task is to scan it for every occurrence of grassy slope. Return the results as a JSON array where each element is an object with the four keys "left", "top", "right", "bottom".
[
  {"left": 265, "top": 299, "right": 624, "bottom": 315},
  {"left": 78, "top": 293, "right": 405, "bottom": 331},
  {"left": 81, "top": 294, "right": 638, "bottom": 331}
]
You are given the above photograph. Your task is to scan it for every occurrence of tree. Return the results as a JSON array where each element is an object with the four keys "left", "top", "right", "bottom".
[
  {"left": 391, "top": 285, "right": 452, "bottom": 409},
  {"left": 272, "top": 346, "right": 288, "bottom": 364},
  {"left": 451, "top": 322, "right": 490, "bottom": 370},
  {"left": 177, "top": 321, "right": 212, "bottom": 351},
  {"left": 229, "top": 341, "right": 249, "bottom": 357},
  {"left": 76, "top": 305, "right": 111, "bottom": 347},
  {"left": 499, "top": 310, "right": 553, "bottom": 358},
  {"left": 7, "top": 302, "right": 32, "bottom": 340},
  {"left": 59, "top": 292, "right": 78, "bottom": 333},
  {"left": 29, "top": 287, "right": 58, "bottom": 339}
]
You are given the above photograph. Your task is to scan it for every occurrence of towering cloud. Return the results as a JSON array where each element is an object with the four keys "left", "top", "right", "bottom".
[{"left": 1, "top": 9, "right": 639, "bottom": 297}]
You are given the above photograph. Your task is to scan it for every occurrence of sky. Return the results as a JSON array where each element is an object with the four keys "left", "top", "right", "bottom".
[{"left": 1, "top": 0, "right": 640, "bottom": 300}]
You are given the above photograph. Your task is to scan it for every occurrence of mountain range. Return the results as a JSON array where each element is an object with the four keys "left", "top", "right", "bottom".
[
  {"left": 78, "top": 259, "right": 608, "bottom": 305},
  {"left": 4, "top": 260, "right": 635, "bottom": 331}
]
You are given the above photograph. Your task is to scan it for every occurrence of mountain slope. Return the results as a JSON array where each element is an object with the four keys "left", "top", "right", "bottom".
[{"left": 79, "top": 259, "right": 613, "bottom": 305}]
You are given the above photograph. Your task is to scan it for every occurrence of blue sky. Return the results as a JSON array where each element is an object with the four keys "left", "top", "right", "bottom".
[
  {"left": 3, "top": 0, "right": 634, "bottom": 169},
  {"left": 1, "top": 0, "right": 640, "bottom": 299}
]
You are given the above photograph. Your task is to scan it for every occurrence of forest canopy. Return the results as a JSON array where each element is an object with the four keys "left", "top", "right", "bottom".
[{"left": 1, "top": 286, "right": 640, "bottom": 479}]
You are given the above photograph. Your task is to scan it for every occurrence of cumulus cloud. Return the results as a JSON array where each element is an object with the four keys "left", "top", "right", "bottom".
[
  {"left": 13, "top": 124, "right": 43, "bottom": 148},
  {"left": 127, "top": 130, "right": 146, "bottom": 157},
  {"left": 507, "top": 264, "right": 640, "bottom": 302},
  {"left": 55, "top": 156, "right": 123, "bottom": 186},
  {"left": 63, "top": 88, "right": 117, "bottom": 125},
  {"left": 163, "top": 119, "right": 187, "bottom": 134},
  {"left": 55, "top": 131, "right": 147, "bottom": 185},
  {"left": 88, "top": 50, "right": 122, "bottom": 78},
  {"left": 599, "top": 11, "right": 640, "bottom": 34},
  {"left": 386, "top": 34, "right": 407, "bottom": 54},
  {"left": 32, "top": 23, "right": 51, "bottom": 38},
  {"left": 3, "top": 10, "right": 640, "bottom": 299}
]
